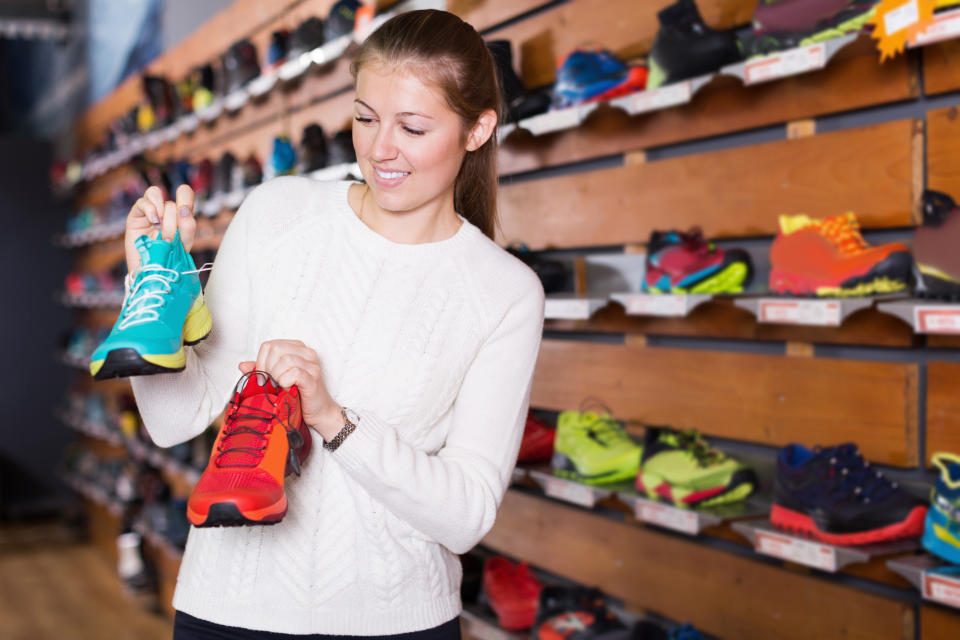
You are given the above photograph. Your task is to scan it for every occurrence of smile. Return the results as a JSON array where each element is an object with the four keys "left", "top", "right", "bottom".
[{"left": 374, "top": 168, "right": 410, "bottom": 180}]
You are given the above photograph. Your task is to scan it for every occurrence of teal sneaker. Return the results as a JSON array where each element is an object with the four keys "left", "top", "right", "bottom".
[{"left": 90, "top": 231, "right": 212, "bottom": 380}]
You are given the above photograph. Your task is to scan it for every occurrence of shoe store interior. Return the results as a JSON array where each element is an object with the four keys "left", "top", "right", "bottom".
[{"left": 4, "top": 0, "right": 960, "bottom": 638}]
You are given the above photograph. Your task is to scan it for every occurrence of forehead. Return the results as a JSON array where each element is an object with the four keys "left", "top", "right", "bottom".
[{"left": 354, "top": 63, "right": 451, "bottom": 116}]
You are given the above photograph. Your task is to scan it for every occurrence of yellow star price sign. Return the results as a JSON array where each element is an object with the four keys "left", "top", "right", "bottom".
[{"left": 869, "top": 0, "right": 937, "bottom": 60}]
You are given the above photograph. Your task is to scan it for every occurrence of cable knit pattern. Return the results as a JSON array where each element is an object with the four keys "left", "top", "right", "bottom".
[{"left": 129, "top": 177, "right": 545, "bottom": 635}]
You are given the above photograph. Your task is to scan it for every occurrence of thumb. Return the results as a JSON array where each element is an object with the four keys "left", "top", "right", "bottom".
[{"left": 238, "top": 361, "right": 255, "bottom": 374}]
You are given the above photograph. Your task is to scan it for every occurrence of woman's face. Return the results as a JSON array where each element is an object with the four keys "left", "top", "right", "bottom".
[{"left": 352, "top": 64, "right": 470, "bottom": 216}]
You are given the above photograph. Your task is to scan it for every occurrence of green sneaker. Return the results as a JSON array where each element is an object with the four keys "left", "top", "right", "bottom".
[
  {"left": 90, "top": 230, "right": 211, "bottom": 380},
  {"left": 636, "top": 427, "right": 757, "bottom": 508},
  {"left": 551, "top": 410, "right": 642, "bottom": 485}
]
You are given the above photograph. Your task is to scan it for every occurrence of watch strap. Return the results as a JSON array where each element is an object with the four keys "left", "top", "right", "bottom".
[{"left": 323, "top": 408, "right": 358, "bottom": 452}]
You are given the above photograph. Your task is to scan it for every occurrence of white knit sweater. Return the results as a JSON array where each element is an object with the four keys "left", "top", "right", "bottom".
[{"left": 130, "top": 177, "right": 545, "bottom": 635}]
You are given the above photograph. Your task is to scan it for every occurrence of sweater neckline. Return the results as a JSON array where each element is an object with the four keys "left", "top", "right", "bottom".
[{"left": 334, "top": 181, "right": 473, "bottom": 261}]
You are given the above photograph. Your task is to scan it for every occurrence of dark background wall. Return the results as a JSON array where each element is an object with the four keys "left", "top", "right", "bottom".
[{"left": 0, "top": 135, "right": 74, "bottom": 518}]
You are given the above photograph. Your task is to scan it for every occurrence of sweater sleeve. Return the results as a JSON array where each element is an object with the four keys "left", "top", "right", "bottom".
[
  {"left": 129, "top": 189, "right": 257, "bottom": 448},
  {"left": 331, "top": 274, "right": 545, "bottom": 554}
]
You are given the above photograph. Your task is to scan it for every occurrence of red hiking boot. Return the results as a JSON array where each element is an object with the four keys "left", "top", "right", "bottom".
[
  {"left": 517, "top": 412, "right": 556, "bottom": 464},
  {"left": 483, "top": 556, "right": 542, "bottom": 630},
  {"left": 187, "top": 371, "right": 312, "bottom": 527}
]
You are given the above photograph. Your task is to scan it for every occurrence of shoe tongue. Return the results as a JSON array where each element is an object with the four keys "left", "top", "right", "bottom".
[{"left": 134, "top": 231, "right": 178, "bottom": 268}]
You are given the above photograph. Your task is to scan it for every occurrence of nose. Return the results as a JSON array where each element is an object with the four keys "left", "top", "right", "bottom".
[{"left": 370, "top": 122, "right": 398, "bottom": 162}]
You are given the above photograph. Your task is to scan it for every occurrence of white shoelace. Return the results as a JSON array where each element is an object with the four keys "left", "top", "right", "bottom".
[{"left": 118, "top": 263, "right": 213, "bottom": 329}]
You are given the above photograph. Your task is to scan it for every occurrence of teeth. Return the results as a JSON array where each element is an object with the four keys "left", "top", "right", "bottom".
[{"left": 375, "top": 168, "right": 409, "bottom": 180}]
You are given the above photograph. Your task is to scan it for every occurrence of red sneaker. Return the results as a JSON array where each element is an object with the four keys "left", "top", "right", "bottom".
[
  {"left": 483, "top": 556, "right": 542, "bottom": 630},
  {"left": 187, "top": 371, "right": 312, "bottom": 527},
  {"left": 517, "top": 413, "right": 556, "bottom": 464}
]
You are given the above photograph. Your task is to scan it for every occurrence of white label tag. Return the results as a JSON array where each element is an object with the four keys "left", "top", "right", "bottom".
[
  {"left": 636, "top": 501, "right": 699, "bottom": 535},
  {"left": 924, "top": 571, "right": 960, "bottom": 608},
  {"left": 745, "top": 44, "right": 826, "bottom": 84},
  {"left": 527, "top": 107, "right": 582, "bottom": 136},
  {"left": 912, "top": 9, "right": 960, "bottom": 45},
  {"left": 915, "top": 306, "right": 960, "bottom": 334},
  {"left": 759, "top": 299, "right": 841, "bottom": 326},
  {"left": 625, "top": 294, "right": 687, "bottom": 317},
  {"left": 545, "top": 298, "right": 592, "bottom": 320},
  {"left": 543, "top": 476, "right": 596, "bottom": 507},
  {"left": 885, "top": 0, "right": 920, "bottom": 35},
  {"left": 756, "top": 530, "right": 837, "bottom": 571},
  {"left": 628, "top": 82, "right": 691, "bottom": 114}
]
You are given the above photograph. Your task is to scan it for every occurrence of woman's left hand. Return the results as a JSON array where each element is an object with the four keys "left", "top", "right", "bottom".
[{"left": 239, "top": 340, "right": 343, "bottom": 440}]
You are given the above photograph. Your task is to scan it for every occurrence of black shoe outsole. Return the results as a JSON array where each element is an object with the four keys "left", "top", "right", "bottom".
[
  {"left": 916, "top": 271, "right": 960, "bottom": 301},
  {"left": 192, "top": 502, "right": 285, "bottom": 528},
  {"left": 92, "top": 331, "right": 210, "bottom": 381}
]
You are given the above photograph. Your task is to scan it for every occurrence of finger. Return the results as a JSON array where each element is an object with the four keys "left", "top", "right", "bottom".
[
  {"left": 144, "top": 186, "right": 165, "bottom": 215},
  {"left": 161, "top": 200, "right": 178, "bottom": 242},
  {"left": 254, "top": 341, "right": 275, "bottom": 377},
  {"left": 175, "top": 183, "right": 195, "bottom": 215},
  {"left": 133, "top": 197, "right": 161, "bottom": 227},
  {"left": 238, "top": 361, "right": 255, "bottom": 374},
  {"left": 175, "top": 184, "right": 197, "bottom": 252},
  {"left": 275, "top": 366, "right": 309, "bottom": 391}
]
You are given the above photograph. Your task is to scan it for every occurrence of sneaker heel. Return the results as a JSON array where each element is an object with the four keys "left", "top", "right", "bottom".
[{"left": 183, "top": 301, "right": 213, "bottom": 345}]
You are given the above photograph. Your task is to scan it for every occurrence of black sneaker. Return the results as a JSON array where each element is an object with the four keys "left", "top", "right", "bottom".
[
  {"left": 289, "top": 16, "right": 326, "bottom": 58},
  {"left": 325, "top": 0, "right": 361, "bottom": 42},
  {"left": 191, "top": 63, "right": 223, "bottom": 111},
  {"left": 327, "top": 129, "right": 356, "bottom": 165},
  {"left": 242, "top": 153, "right": 263, "bottom": 188},
  {"left": 772, "top": 443, "right": 927, "bottom": 545},
  {"left": 213, "top": 152, "right": 237, "bottom": 199},
  {"left": 647, "top": 0, "right": 742, "bottom": 89},
  {"left": 299, "top": 123, "right": 329, "bottom": 173},
  {"left": 506, "top": 245, "right": 569, "bottom": 294},
  {"left": 487, "top": 39, "right": 551, "bottom": 123},
  {"left": 222, "top": 39, "right": 260, "bottom": 93},
  {"left": 265, "top": 29, "right": 291, "bottom": 70}
]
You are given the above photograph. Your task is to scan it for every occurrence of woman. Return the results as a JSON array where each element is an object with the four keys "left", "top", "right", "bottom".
[{"left": 125, "top": 9, "right": 544, "bottom": 639}]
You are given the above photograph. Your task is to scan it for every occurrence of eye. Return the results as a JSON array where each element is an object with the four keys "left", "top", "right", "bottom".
[
  {"left": 402, "top": 126, "right": 425, "bottom": 136},
  {"left": 354, "top": 116, "right": 375, "bottom": 125}
]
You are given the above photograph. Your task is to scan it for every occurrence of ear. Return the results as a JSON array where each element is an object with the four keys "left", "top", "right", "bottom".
[{"left": 465, "top": 109, "right": 498, "bottom": 152}]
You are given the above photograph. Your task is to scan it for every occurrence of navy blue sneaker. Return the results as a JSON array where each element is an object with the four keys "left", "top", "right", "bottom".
[
  {"left": 552, "top": 49, "right": 647, "bottom": 109},
  {"left": 772, "top": 443, "right": 926, "bottom": 545},
  {"left": 922, "top": 453, "right": 960, "bottom": 565}
]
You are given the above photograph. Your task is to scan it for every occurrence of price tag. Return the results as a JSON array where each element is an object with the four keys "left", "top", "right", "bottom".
[
  {"left": 543, "top": 476, "right": 597, "bottom": 507},
  {"left": 758, "top": 299, "right": 841, "bottom": 326},
  {"left": 915, "top": 306, "right": 960, "bottom": 334},
  {"left": 524, "top": 105, "right": 591, "bottom": 136},
  {"left": 625, "top": 294, "right": 687, "bottom": 317},
  {"left": 755, "top": 530, "right": 837, "bottom": 572},
  {"left": 627, "top": 82, "right": 691, "bottom": 115},
  {"left": 544, "top": 298, "right": 592, "bottom": 320},
  {"left": 745, "top": 44, "right": 826, "bottom": 84},
  {"left": 635, "top": 500, "right": 699, "bottom": 535},
  {"left": 923, "top": 569, "right": 960, "bottom": 608},
  {"left": 885, "top": 0, "right": 920, "bottom": 35},
  {"left": 911, "top": 8, "right": 960, "bottom": 45}
]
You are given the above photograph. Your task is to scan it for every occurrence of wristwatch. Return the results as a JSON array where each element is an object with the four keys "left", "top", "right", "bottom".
[{"left": 323, "top": 407, "right": 359, "bottom": 452}]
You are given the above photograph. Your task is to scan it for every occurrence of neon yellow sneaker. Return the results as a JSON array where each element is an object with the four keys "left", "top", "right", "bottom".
[
  {"left": 636, "top": 427, "right": 757, "bottom": 508},
  {"left": 551, "top": 410, "right": 642, "bottom": 485}
]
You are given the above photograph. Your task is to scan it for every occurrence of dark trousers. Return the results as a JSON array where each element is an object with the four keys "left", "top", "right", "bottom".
[{"left": 173, "top": 611, "right": 462, "bottom": 640}]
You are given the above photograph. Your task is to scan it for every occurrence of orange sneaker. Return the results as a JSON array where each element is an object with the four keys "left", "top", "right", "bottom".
[
  {"left": 187, "top": 371, "right": 311, "bottom": 527},
  {"left": 769, "top": 212, "right": 913, "bottom": 297}
]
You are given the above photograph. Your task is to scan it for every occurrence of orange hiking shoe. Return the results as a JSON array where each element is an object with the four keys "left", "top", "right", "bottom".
[
  {"left": 187, "top": 371, "right": 312, "bottom": 527},
  {"left": 769, "top": 212, "right": 913, "bottom": 297}
]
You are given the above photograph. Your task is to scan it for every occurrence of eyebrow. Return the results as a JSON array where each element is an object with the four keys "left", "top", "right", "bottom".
[{"left": 354, "top": 99, "right": 434, "bottom": 119}]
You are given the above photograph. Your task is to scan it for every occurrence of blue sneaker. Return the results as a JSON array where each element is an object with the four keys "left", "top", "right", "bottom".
[
  {"left": 923, "top": 452, "right": 960, "bottom": 565},
  {"left": 552, "top": 49, "right": 648, "bottom": 109},
  {"left": 89, "top": 230, "right": 211, "bottom": 380}
]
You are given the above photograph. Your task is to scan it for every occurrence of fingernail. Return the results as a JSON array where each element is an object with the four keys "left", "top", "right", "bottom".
[
  {"left": 148, "top": 212, "right": 160, "bottom": 224},
  {"left": 180, "top": 205, "right": 191, "bottom": 218}
]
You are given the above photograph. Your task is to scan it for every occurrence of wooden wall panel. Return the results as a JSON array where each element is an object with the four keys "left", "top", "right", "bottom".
[
  {"left": 498, "top": 119, "right": 916, "bottom": 249},
  {"left": 489, "top": 0, "right": 757, "bottom": 88},
  {"left": 923, "top": 39, "right": 960, "bottom": 96},
  {"left": 499, "top": 40, "right": 916, "bottom": 175},
  {"left": 922, "top": 605, "right": 960, "bottom": 640},
  {"left": 927, "top": 106, "right": 960, "bottom": 198},
  {"left": 926, "top": 361, "right": 960, "bottom": 459},
  {"left": 545, "top": 299, "right": 918, "bottom": 347},
  {"left": 531, "top": 339, "right": 918, "bottom": 466},
  {"left": 484, "top": 491, "right": 913, "bottom": 640}
]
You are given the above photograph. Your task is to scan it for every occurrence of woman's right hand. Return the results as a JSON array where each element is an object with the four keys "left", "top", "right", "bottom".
[{"left": 125, "top": 184, "right": 197, "bottom": 274}]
